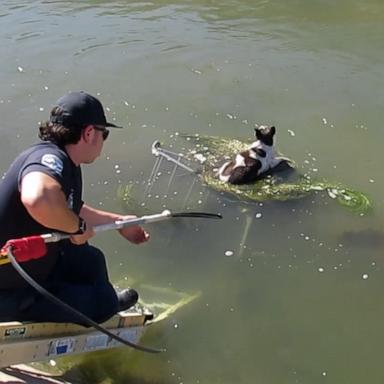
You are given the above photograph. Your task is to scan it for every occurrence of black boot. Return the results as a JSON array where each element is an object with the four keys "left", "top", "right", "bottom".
[{"left": 116, "top": 288, "right": 139, "bottom": 311}]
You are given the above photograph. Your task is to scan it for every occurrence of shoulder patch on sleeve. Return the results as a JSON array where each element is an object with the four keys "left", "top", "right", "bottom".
[{"left": 41, "top": 154, "right": 64, "bottom": 175}]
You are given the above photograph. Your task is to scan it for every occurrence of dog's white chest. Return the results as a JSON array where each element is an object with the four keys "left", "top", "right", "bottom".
[{"left": 234, "top": 154, "right": 246, "bottom": 168}]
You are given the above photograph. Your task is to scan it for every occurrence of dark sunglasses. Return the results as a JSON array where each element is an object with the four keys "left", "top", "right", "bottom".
[{"left": 92, "top": 125, "right": 110, "bottom": 141}]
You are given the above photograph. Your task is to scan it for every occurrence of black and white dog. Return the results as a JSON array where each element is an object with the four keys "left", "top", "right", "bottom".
[{"left": 217, "top": 126, "right": 288, "bottom": 185}]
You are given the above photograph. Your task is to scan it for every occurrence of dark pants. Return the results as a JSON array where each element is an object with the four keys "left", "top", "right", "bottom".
[{"left": 0, "top": 243, "right": 119, "bottom": 324}]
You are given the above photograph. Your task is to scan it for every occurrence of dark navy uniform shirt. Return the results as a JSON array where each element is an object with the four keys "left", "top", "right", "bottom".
[{"left": 0, "top": 141, "right": 83, "bottom": 289}]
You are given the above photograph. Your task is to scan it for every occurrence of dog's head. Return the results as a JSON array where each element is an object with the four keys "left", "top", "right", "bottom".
[{"left": 254, "top": 126, "right": 276, "bottom": 146}]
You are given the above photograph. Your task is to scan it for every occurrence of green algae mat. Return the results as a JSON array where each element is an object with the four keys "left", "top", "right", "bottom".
[
  {"left": 118, "top": 134, "right": 372, "bottom": 215},
  {"left": 182, "top": 134, "right": 371, "bottom": 214}
]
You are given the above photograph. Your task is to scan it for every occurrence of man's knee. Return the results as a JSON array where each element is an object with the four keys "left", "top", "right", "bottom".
[
  {"left": 23, "top": 282, "right": 119, "bottom": 325},
  {"left": 87, "top": 245, "right": 107, "bottom": 265},
  {"left": 59, "top": 243, "right": 109, "bottom": 282}
]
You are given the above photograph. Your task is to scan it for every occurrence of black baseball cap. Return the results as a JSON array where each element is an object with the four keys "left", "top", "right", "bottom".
[{"left": 50, "top": 91, "right": 122, "bottom": 128}]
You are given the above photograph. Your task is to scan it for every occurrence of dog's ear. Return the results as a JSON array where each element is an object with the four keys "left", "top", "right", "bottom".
[
  {"left": 255, "top": 128, "right": 263, "bottom": 140},
  {"left": 269, "top": 126, "right": 276, "bottom": 136}
]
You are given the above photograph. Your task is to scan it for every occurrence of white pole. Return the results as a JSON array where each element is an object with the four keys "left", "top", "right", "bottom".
[{"left": 42, "top": 210, "right": 172, "bottom": 243}]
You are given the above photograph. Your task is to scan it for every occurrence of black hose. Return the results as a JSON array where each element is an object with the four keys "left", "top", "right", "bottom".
[
  {"left": 7, "top": 247, "right": 164, "bottom": 354},
  {"left": 171, "top": 212, "right": 222, "bottom": 219}
]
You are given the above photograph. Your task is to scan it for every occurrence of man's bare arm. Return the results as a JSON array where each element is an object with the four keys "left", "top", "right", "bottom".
[{"left": 20, "top": 171, "right": 80, "bottom": 233}]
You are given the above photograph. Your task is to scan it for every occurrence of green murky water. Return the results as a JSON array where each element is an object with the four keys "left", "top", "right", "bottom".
[{"left": 1, "top": 1, "right": 384, "bottom": 383}]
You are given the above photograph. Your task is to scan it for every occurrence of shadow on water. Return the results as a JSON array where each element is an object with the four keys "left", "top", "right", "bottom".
[
  {"left": 60, "top": 348, "right": 170, "bottom": 384},
  {"left": 341, "top": 229, "right": 384, "bottom": 249}
]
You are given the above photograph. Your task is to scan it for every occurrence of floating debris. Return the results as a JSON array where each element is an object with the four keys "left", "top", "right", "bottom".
[
  {"left": 327, "top": 189, "right": 337, "bottom": 199},
  {"left": 194, "top": 153, "right": 206, "bottom": 164}
]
